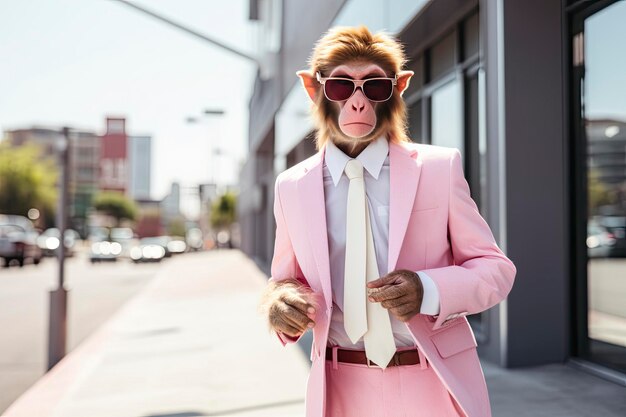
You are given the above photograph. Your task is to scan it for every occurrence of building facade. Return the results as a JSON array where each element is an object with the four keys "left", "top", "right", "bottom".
[
  {"left": 239, "top": 0, "right": 626, "bottom": 383},
  {"left": 5, "top": 126, "right": 100, "bottom": 234},
  {"left": 99, "top": 118, "right": 152, "bottom": 199},
  {"left": 128, "top": 135, "right": 152, "bottom": 200},
  {"left": 68, "top": 130, "right": 100, "bottom": 233},
  {"left": 99, "top": 117, "right": 128, "bottom": 194},
  {"left": 5, "top": 117, "right": 153, "bottom": 235}
]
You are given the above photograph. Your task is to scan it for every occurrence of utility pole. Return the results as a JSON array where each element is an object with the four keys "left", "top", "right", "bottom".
[
  {"left": 47, "top": 127, "right": 70, "bottom": 370},
  {"left": 112, "top": 0, "right": 260, "bottom": 66}
]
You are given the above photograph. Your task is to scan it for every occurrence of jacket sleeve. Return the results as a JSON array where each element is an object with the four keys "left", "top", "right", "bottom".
[
  {"left": 419, "top": 149, "right": 517, "bottom": 330},
  {"left": 268, "top": 174, "right": 310, "bottom": 345}
]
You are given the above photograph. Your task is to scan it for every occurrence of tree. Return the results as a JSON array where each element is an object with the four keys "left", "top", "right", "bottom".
[
  {"left": 0, "top": 142, "right": 58, "bottom": 225},
  {"left": 167, "top": 215, "right": 187, "bottom": 237},
  {"left": 210, "top": 191, "right": 237, "bottom": 230},
  {"left": 588, "top": 167, "right": 613, "bottom": 216},
  {"left": 92, "top": 191, "right": 138, "bottom": 226}
]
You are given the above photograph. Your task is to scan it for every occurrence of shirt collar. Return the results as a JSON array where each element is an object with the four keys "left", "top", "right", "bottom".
[{"left": 324, "top": 135, "right": 389, "bottom": 187}]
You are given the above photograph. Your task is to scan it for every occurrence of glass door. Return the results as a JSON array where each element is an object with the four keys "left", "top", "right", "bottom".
[{"left": 571, "top": 0, "right": 626, "bottom": 373}]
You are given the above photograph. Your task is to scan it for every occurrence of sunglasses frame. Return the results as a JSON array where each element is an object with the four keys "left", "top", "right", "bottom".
[{"left": 316, "top": 71, "right": 398, "bottom": 103}]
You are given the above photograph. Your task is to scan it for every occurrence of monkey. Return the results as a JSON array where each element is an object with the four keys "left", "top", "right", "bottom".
[
  {"left": 258, "top": 25, "right": 516, "bottom": 417},
  {"left": 259, "top": 25, "right": 421, "bottom": 342}
]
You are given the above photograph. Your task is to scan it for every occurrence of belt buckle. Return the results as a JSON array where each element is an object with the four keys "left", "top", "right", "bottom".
[{"left": 393, "top": 353, "right": 401, "bottom": 366}]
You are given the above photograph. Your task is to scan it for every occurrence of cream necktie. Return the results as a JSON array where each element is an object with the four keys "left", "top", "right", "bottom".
[{"left": 343, "top": 159, "right": 396, "bottom": 369}]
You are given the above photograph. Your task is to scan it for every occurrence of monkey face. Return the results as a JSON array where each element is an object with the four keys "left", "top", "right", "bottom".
[
  {"left": 328, "top": 62, "right": 385, "bottom": 139},
  {"left": 297, "top": 58, "right": 413, "bottom": 149}
]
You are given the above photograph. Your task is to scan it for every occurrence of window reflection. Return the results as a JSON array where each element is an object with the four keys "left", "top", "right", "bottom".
[
  {"left": 333, "top": 0, "right": 430, "bottom": 34},
  {"left": 431, "top": 79, "right": 463, "bottom": 157},
  {"left": 583, "top": 0, "right": 626, "bottom": 369},
  {"left": 408, "top": 99, "right": 422, "bottom": 142}
]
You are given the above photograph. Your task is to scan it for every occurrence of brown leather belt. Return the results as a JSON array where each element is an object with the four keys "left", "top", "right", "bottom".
[{"left": 326, "top": 346, "right": 420, "bottom": 368}]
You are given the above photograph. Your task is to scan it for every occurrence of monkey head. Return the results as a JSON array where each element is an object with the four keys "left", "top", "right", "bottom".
[{"left": 296, "top": 26, "right": 414, "bottom": 152}]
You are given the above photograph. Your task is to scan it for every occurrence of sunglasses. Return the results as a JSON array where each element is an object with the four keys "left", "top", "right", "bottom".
[{"left": 316, "top": 72, "right": 397, "bottom": 102}]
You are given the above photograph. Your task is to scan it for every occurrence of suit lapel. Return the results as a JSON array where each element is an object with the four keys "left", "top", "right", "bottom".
[
  {"left": 297, "top": 146, "right": 333, "bottom": 307},
  {"left": 387, "top": 141, "right": 421, "bottom": 273}
]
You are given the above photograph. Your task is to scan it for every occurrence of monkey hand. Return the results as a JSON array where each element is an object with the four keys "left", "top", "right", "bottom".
[
  {"left": 366, "top": 269, "right": 424, "bottom": 322},
  {"left": 260, "top": 278, "right": 317, "bottom": 338}
]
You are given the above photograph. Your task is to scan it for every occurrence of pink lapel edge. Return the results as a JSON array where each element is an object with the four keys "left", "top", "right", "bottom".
[
  {"left": 296, "top": 146, "right": 333, "bottom": 308},
  {"left": 388, "top": 141, "right": 421, "bottom": 273}
]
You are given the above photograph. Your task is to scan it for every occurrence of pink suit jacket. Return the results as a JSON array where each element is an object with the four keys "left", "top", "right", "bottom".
[{"left": 269, "top": 140, "right": 517, "bottom": 417}]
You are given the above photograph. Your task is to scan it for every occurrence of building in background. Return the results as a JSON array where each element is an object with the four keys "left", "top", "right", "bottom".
[
  {"left": 240, "top": 0, "right": 626, "bottom": 385},
  {"left": 134, "top": 198, "right": 163, "bottom": 238},
  {"left": 160, "top": 181, "right": 181, "bottom": 229},
  {"left": 4, "top": 126, "right": 64, "bottom": 156},
  {"left": 4, "top": 126, "right": 100, "bottom": 234},
  {"left": 4, "top": 116, "right": 153, "bottom": 235},
  {"left": 99, "top": 117, "right": 152, "bottom": 199},
  {"left": 68, "top": 130, "right": 100, "bottom": 234},
  {"left": 128, "top": 135, "right": 152, "bottom": 200},
  {"left": 99, "top": 117, "right": 128, "bottom": 194}
]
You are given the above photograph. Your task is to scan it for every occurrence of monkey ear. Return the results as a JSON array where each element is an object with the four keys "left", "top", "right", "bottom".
[
  {"left": 396, "top": 70, "right": 414, "bottom": 97},
  {"left": 296, "top": 70, "right": 319, "bottom": 103}
]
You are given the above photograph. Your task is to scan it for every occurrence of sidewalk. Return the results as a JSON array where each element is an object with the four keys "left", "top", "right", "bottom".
[
  {"left": 5, "top": 249, "right": 625, "bottom": 416},
  {"left": 4, "top": 250, "right": 309, "bottom": 417},
  {"left": 484, "top": 360, "right": 626, "bottom": 416}
]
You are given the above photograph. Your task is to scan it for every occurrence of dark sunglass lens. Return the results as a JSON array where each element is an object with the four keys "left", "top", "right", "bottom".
[
  {"left": 363, "top": 79, "right": 393, "bottom": 101},
  {"left": 325, "top": 79, "right": 354, "bottom": 101}
]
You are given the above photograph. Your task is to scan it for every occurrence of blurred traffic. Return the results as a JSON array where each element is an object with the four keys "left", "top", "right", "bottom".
[{"left": 1, "top": 212, "right": 234, "bottom": 269}]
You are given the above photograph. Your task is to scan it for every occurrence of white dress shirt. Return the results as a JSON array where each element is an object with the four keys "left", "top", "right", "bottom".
[{"left": 323, "top": 135, "right": 441, "bottom": 348}]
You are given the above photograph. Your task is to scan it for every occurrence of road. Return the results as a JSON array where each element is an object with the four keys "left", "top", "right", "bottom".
[{"left": 0, "top": 253, "right": 163, "bottom": 413}]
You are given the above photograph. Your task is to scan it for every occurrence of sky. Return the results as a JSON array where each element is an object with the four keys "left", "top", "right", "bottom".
[
  {"left": 0, "top": 0, "right": 257, "bottom": 218},
  {"left": 585, "top": 0, "right": 626, "bottom": 121}
]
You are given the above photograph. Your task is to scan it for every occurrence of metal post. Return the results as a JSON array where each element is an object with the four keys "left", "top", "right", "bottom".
[{"left": 47, "top": 127, "right": 70, "bottom": 370}]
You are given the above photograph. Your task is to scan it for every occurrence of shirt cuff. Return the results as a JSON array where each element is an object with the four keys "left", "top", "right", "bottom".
[{"left": 416, "top": 271, "right": 440, "bottom": 315}]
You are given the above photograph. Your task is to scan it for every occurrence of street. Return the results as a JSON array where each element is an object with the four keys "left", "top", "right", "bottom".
[
  {"left": 0, "top": 252, "right": 162, "bottom": 413},
  {"left": 3, "top": 249, "right": 310, "bottom": 417},
  {"left": 589, "top": 258, "right": 626, "bottom": 347}
]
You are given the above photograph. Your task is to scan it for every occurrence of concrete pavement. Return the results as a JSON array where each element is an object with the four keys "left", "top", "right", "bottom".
[
  {"left": 4, "top": 250, "right": 309, "bottom": 417},
  {"left": 4, "top": 249, "right": 625, "bottom": 416},
  {"left": 0, "top": 254, "right": 161, "bottom": 414}
]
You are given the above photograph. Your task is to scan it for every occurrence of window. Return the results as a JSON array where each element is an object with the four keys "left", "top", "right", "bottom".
[
  {"left": 408, "top": 99, "right": 423, "bottom": 143},
  {"left": 431, "top": 79, "right": 464, "bottom": 157},
  {"left": 572, "top": 0, "right": 626, "bottom": 374}
]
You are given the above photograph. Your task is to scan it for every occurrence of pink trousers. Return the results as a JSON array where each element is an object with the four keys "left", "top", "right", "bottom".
[{"left": 324, "top": 346, "right": 464, "bottom": 417}]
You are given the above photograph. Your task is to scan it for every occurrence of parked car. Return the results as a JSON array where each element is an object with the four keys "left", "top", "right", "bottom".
[
  {"left": 37, "top": 228, "right": 81, "bottom": 257},
  {"left": 110, "top": 227, "right": 139, "bottom": 259},
  {"left": 592, "top": 215, "right": 626, "bottom": 257},
  {"left": 89, "top": 239, "right": 122, "bottom": 263},
  {"left": 87, "top": 226, "right": 109, "bottom": 242},
  {"left": 587, "top": 224, "right": 616, "bottom": 258},
  {"left": 130, "top": 238, "right": 166, "bottom": 263},
  {"left": 0, "top": 215, "right": 43, "bottom": 267},
  {"left": 137, "top": 236, "right": 174, "bottom": 257},
  {"left": 167, "top": 236, "right": 187, "bottom": 255},
  {"left": 216, "top": 230, "right": 232, "bottom": 249},
  {"left": 186, "top": 228, "right": 204, "bottom": 252}
]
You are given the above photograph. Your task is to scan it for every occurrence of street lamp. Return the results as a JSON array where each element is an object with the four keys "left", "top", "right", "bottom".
[
  {"left": 185, "top": 109, "right": 226, "bottom": 186},
  {"left": 185, "top": 109, "right": 225, "bottom": 247},
  {"left": 48, "top": 127, "right": 70, "bottom": 370}
]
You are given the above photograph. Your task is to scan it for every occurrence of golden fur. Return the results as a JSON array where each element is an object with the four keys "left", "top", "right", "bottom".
[{"left": 305, "top": 25, "right": 412, "bottom": 151}]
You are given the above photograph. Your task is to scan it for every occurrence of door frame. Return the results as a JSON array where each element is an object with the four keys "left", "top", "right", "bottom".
[{"left": 567, "top": 0, "right": 626, "bottom": 383}]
